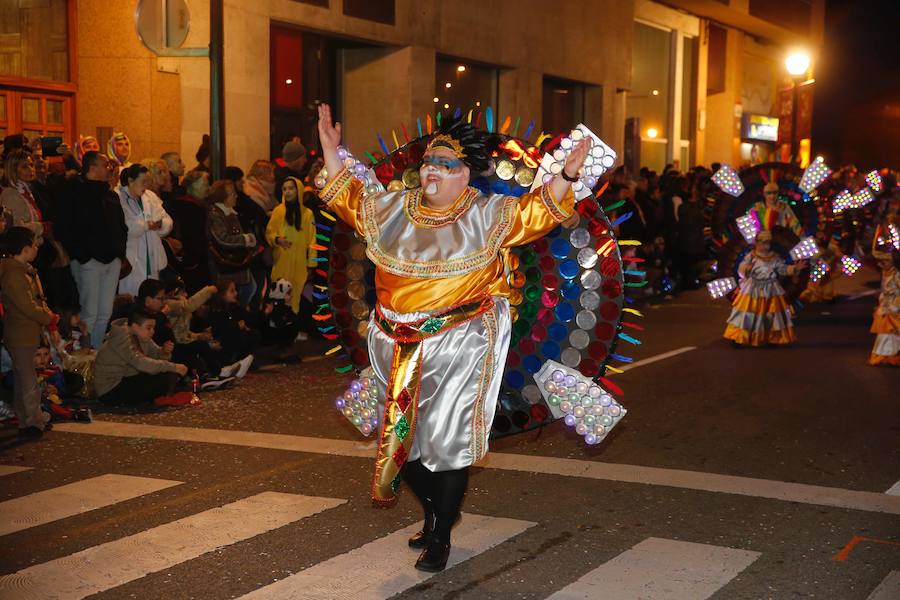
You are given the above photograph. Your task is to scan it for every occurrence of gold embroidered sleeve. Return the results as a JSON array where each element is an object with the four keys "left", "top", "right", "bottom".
[
  {"left": 318, "top": 167, "right": 365, "bottom": 235},
  {"left": 502, "top": 183, "right": 575, "bottom": 247}
]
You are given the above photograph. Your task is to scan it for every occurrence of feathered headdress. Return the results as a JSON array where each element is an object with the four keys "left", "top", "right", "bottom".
[{"left": 426, "top": 114, "right": 499, "bottom": 175}]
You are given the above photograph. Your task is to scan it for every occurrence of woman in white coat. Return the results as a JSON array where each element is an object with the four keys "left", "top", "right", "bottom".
[{"left": 116, "top": 163, "right": 173, "bottom": 296}]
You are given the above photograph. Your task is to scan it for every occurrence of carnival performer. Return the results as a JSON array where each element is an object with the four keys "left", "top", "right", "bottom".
[
  {"left": 749, "top": 181, "right": 803, "bottom": 236},
  {"left": 724, "top": 231, "right": 807, "bottom": 346},
  {"left": 316, "top": 103, "right": 588, "bottom": 572},
  {"left": 799, "top": 235, "right": 843, "bottom": 304},
  {"left": 868, "top": 250, "right": 900, "bottom": 366}
]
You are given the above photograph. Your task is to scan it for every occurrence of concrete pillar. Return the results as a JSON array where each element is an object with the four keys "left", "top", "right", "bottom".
[
  {"left": 498, "top": 68, "right": 542, "bottom": 133},
  {"left": 341, "top": 46, "right": 435, "bottom": 154},
  {"left": 599, "top": 86, "right": 626, "bottom": 165},
  {"left": 583, "top": 85, "right": 604, "bottom": 136}
]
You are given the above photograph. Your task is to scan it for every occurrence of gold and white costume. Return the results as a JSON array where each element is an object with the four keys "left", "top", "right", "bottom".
[{"left": 320, "top": 168, "right": 573, "bottom": 500}]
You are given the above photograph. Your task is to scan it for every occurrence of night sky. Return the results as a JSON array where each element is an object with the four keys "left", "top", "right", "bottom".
[{"left": 812, "top": 0, "right": 900, "bottom": 168}]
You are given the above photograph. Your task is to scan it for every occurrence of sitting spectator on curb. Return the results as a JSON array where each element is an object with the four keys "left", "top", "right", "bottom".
[{"left": 94, "top": 309, "right": 195, "bottom": 407}]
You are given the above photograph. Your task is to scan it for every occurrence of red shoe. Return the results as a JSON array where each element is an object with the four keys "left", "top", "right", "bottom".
[
  {"left": 48, "top": 403, "right": 75, "bottom": 419},
  {"left": 153, "top": 392, "right": 202, "bottom": 407}
]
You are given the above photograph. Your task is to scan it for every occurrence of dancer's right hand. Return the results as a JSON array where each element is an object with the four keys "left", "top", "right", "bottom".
[{"left": 317, "top": 103, "right": 342, "bottom": 154}]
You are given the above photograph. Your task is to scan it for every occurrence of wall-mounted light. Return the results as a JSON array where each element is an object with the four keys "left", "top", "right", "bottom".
[
  {"left": 443, "top": 103, "right": 450, "bottom": 109},
  {"left": 651, "top": 89, "right": 659, "bottom": 96},
  {"left": 457, "top": 65, "right": 466, "bottom": 72},
  {"left": 475, "top": 101, "right": 481, "bottom": 107},
  {"left": 445, "top": 82, "right": 452, "bottom": 89},
  {"left": 433, "top": 97, "right": 439, "bottom": 103},
  {"left": 285, "top": 79, "right": 293, "bottom": 85},
  {"left": 646, "top": 128, "right": 659, "bottom": 139}
]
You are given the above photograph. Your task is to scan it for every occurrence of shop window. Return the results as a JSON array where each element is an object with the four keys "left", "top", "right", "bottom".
[
  {"left": 628, "top": 21, "right": 672, "bottom": 171},
  {"left": 542, "top": 77, "right": 584, "bottom": 136},
  {"left": 0, "top": 0, "right": 76, "bottom": 147},
  {"left": 434, "top": 58, "right": 498, "bottom": 117}
]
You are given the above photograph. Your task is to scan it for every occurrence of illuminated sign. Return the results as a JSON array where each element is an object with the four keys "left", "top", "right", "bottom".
[{"left": 741, "top": 114, "right": 779, "bottom": 143}]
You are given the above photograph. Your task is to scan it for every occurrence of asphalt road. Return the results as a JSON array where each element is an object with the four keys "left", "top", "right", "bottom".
[{"left": 0, "top": 268, "right": 897, "bottom": 599}]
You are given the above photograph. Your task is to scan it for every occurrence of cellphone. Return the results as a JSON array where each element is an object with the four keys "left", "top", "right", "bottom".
[{"left": 40, "top": 136, "right": 64, "bottom": 157}]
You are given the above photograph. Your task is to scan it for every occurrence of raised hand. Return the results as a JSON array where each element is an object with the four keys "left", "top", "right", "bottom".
[
  {"left": 563, "top": 138, "right": 591, "bottom": 178},
  {"left": 317, "top": 103, "right": 342, "bottom": 154}
]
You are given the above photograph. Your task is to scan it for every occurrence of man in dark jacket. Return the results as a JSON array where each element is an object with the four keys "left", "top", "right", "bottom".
[
  {"left": 57, "top": 151, "right": 127, "bottom": 346},
  {"left": 274, "top": 140, "right": 308, "bottom": 201}
]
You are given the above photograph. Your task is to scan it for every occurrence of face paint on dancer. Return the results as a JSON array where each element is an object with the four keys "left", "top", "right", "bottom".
[{"left": 419, "top": 147, "right": 469, "bottom": 206}]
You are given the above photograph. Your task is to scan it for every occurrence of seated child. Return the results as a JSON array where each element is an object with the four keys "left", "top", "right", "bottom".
[
  {"left": 163, "top": 279, "right": 237, "bottom": 389},
  {"left": 207, "top": 278, "right": 256, "bottom": 376},
  {"left": 33, "top": 344, "right": 88, "bottom": 421},
  {"left": 94, "top": 309, "right": 196, "bottom": 407}
]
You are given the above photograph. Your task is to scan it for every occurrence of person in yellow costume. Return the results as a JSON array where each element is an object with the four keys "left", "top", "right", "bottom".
[
  {"left": 724, "top": 231, "right": 807, "bottom": 346},
  {"left": 868, "top": 250, "right": 900, "bottom": 367},
  {"left": 265, "top": 176, "right": 316, "bottom": 314},
  {"left": 316, "top": 103, "right": 589, "bottom": 572}
]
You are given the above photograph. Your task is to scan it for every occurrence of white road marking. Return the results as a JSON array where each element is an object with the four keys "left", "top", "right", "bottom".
[
  {"left": 54, "top": 421, "right": 900, "bottom": 515},
  {"left": 866, "top": 571, "right": 900, "bottom": 600},
  {"left": 619, "top": 346, "right": 697, "bottom": 371},
  {"left": 0, "top": 465, "right": 31, "bottom": 477},
  {"left": 885, "top": 480, "right": 900, "bottom": 496},
  {"left": 546, "top": 537, "right": 760, "bottom": 600},
  {"left": 847, "top": 289, "right": 879, "bottom": 301},
  {"left": 238, "top": 513, "right": 534, "bottom": 599},
  {"left": 0, "top": 474, "right": 182, "bottom": 536},
  {"left": 0, "top": 492, "right": 345, "bottom": 600}
]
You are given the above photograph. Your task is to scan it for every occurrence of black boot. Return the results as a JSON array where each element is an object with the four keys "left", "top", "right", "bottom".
[
  {"left": 415, "top": 537, "right": 451, "bottom": 572},
  {"left": 414, "top": 466, "right": 469, "bottom": 572},
  {"left": 402, "top": 460, "right": 435, "bottom": 549},
  {"left": 408, "top": 501, "right": 434, "bottom": 549}
]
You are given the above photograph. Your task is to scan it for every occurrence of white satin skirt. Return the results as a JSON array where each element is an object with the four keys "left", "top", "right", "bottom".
[{"left": 368, "top": 297, "right": 511, "bottom": 472}]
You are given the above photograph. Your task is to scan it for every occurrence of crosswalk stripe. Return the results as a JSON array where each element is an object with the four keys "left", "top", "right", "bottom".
[
  {"left": 238, "top": 513, "right": 535, "bottom": 599},
  {"left": 53, "top": 420, "right": 900, "bottom": 515},
  {"left": 0, "top": 465, "right": 31, "bottom": 477},
  {"left": 867, "top": 571, "right": 900, "bottom": 600},
  {"left": 546, "top": 537, "right": 760, "bottom": 600},
  {"left": 0, "top": 474, "right": 182, "bottom": 536},
  {"left": 0, "top": 492, "right": 345, "bottom": 600}
]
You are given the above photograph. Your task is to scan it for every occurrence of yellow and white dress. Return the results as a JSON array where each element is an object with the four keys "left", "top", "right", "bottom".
[
  {"left": 320, "top": 168, "right": 573, "bottom": 501},
  {"left": 869, "top": 265, "right": 900, "bottom": 366},
  {"left": 723, "top": 250, "right": 796, "bottom": 346}
]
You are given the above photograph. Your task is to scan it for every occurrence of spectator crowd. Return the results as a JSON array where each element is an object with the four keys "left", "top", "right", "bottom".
[{"left": 0, "top": 132, "right": 320, "bottom": 439}]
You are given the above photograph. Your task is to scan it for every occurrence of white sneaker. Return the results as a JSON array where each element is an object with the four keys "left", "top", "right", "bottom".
[
  {"left": 294, "top": 331, "right": 309, "bottom": 342},
  {"left": 200, "top": 376, "right": 235, "bottom": 391},
  {"left": 235, "top": 354, "right": 254, "bottom": 379},
  {"left": 219, "top": 362, "right": 240, "bottom": 378}
]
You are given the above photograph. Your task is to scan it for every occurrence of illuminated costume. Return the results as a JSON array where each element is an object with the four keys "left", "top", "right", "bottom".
[
  {"left": 868, "top": 253, "right": 900, "bottom": 367},
  {"left": 723, "top": 232, "right": 797, "bottom": 346},
  {"left": 748, "top": 181, "right": 803, "bottom": 236},
  {"left": 799, "top": 238, "right": 842, "bottom": 303},
  {"left": 319, "top": 116, "right": 574, "bottom": 571}
]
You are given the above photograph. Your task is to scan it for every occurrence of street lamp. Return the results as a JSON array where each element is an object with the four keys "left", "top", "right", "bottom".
[{"left": 785, "top": 50, "right": 811, "bottom": 165}]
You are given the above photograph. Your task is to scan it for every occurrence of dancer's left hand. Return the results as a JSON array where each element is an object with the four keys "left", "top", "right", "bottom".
[{"left": 563, "top": 138, "right": 592, "bottom": 179}]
